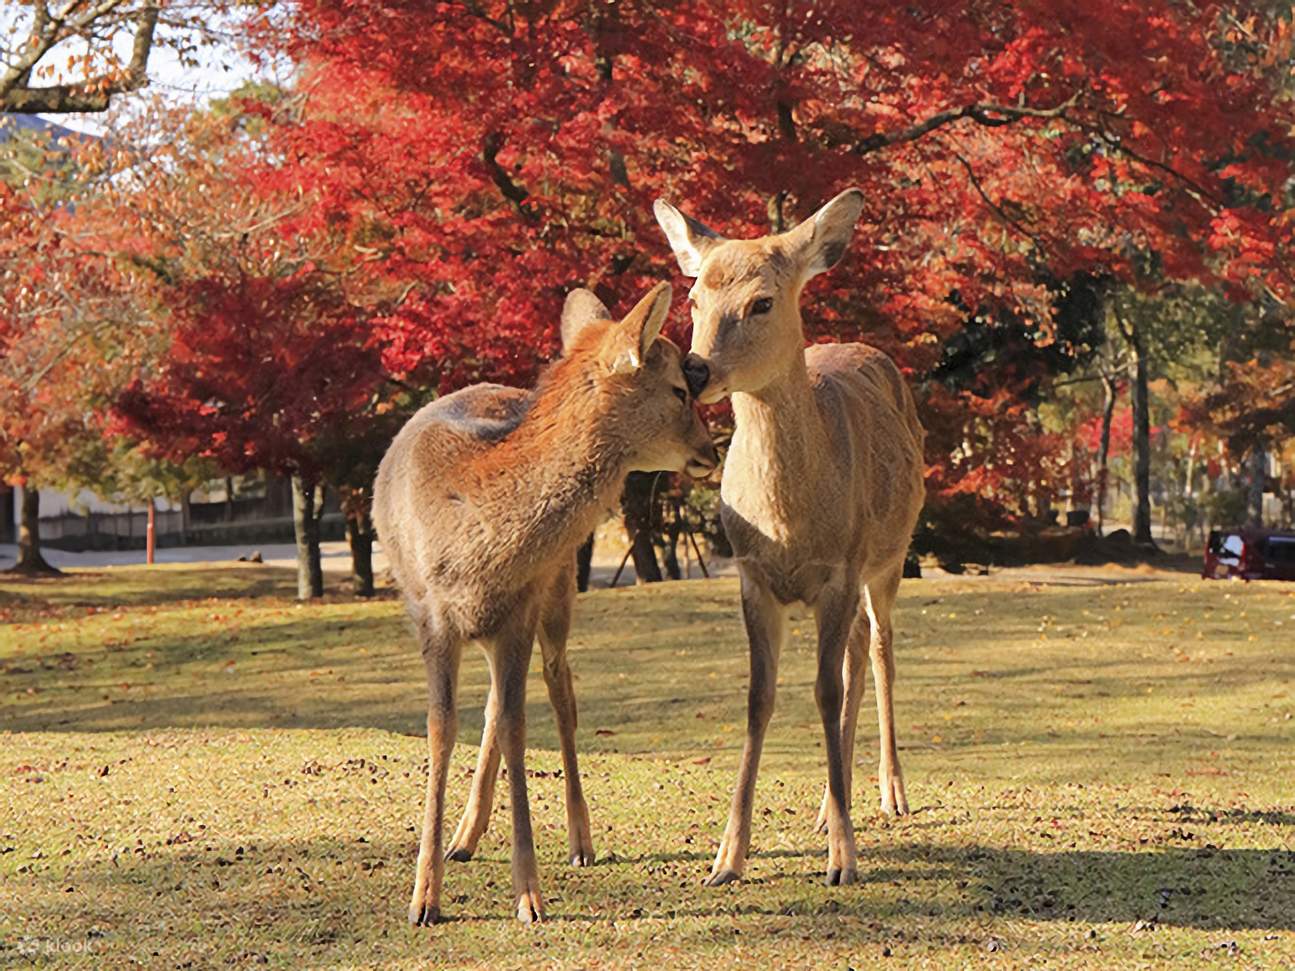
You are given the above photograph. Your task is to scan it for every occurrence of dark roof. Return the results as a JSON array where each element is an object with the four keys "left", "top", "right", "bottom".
[{"left": 0, "top": 113, "right": 88, "bottom": 144}]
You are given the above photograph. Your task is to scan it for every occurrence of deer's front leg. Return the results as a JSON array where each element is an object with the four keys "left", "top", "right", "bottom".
[
  {"left": 538, "top": 567, "right": 594, "bottom": 867},
  {"left": 706, "top": 567, "right": 786, "bottom": 886},
  {"left": 815, "top": 576, "right": 860, "bottom": 886},
  {"left": 816, "top": 610, "right": 869, "bottom": 833}
]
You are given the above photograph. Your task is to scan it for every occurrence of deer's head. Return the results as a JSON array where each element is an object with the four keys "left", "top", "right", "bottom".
[
  {"left": 653, "top": 189, "right": 864, "bottom": 402},
  {"left": 559, "top": 282, "right": 718, "bottom": 478}
]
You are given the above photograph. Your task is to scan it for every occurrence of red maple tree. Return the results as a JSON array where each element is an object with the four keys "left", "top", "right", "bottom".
[
  {"left": 250, "top": 0, "right": 1292, "bottom": 529},
  {"left": 95, "top": 103, "right": 393, "bottom": 598}
]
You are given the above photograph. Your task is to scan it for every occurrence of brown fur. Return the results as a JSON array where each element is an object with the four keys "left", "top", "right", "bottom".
[
  {"left": 656, "top": 190, "right": 926, "bottom": 887},
  {"left": 374, "top": 283, "right": 716, "bottom": 924}
]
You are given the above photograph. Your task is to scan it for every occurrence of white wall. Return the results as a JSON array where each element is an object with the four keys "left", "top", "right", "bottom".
[{"left": 13, "top": 484, "right": 180, "bottom": 523}]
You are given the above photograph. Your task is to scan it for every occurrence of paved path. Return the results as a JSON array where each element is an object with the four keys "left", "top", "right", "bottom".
[
  {"left": 0, "top": 540, "right": 739, "bottom": 588},
  {"left": 0, "top": 541, "right": 1195, "bottom": 587},
  {"left": 0, "top": 540, "right": 364, "bottom": 573}
]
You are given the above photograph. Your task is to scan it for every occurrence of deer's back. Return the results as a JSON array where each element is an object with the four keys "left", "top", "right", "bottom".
[
  {"left": 807, "top": 342, "right": 925, "bottom": 568},
  {"left": 373, "top": 384, "right": 533, "bottom": 606},
  {"left": 806, "top": 343, "right": 923, "bottom": 455}
]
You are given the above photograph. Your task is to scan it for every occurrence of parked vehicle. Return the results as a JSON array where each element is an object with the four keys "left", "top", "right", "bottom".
[{"left": 1203, "top": 528, "right": 1295, "bottom": 581}]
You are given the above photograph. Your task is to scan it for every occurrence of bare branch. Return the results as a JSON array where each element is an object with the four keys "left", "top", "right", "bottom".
[
  {"left": 950, "top": 150, "right": 1046, "bottom": 255},
  {"left": 1, "top": 0, "right": 129, "bottom": 94},
  {"left": 1, "top": 1, "right": 158, "bottom": 114},
  {"left": 842, "top": 92, "right": 1082, "bottom": 156},
  {"left": 481, "top": 131, "right": 537, "bottom": 222},
  {"left": 1076, "top": 120, "right": 1224, "bottom": 212}
]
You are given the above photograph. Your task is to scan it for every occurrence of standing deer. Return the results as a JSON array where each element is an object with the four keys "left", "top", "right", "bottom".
[
  {"left": 373, "top": 282, "right": 717, "bottom": 925},
  {"left": 654, "top": 190, "right": 925, "bottom": 886}
]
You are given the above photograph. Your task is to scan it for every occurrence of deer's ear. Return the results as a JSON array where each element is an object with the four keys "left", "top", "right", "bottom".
[
  {"left": 654, "top": 200, "right": 724, "bottom": 278},
  {"left": 608, "top": 282, "right": 672, "bottom": 374},
  {"left": 560, "top": 288, "right": 611, "bottom": 354},
  {"left": 786, "top": 188, "right": 864, "bottom": 279}
]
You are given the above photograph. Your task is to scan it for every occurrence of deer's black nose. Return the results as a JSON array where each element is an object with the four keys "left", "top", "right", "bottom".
[{"left": 682, "top": 354, "right": 710, "bottom": 398}]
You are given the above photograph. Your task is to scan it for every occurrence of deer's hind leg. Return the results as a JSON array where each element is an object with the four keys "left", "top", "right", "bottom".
[
  {"left": 538, "top": 563, "right": 595, "bottom": 866},
  {"left": 866, "top": 564, "right": 907, "bottom": 816},
  {"left": 486, "top": 600, "right": 545, "bottom": 922},
  {"left": 409, "top": 606, "right": 463, "bottom": 926},
  {"left": 814, "top": 575, "right": 861, "bottom": 886},
  {"left": 815, "top": 606, "right": 871, "bottom": 833}
]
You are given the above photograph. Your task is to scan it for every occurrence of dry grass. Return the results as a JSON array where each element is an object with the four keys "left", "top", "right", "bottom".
[{"left": 2, "top": 564, "right": 1293, "bottom": 968}]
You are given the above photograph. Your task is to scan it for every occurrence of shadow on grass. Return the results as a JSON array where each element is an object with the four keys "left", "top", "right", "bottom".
[
  {"left": 0, "top": 565, "right": 291, "bottom": 606},
  {"left": 1, "top": 613, "right": 425, "bottom": 734},
  {"left": 19, "top": 835, "right": 1293, "bottom": 949},
  {"left": 860, "top": 842, "right": 1295, "bottom": 931},
  {"left": 589, "top": 844, "right": 1293, "bottom": 934},
  {"left": 1155, "top": 804, "right": 1295, "bottom": 827},
  {"left": 0, "top": 564, "right": 398, "bottom": 609}
]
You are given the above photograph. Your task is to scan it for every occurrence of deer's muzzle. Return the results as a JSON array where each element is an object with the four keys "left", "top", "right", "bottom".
[{"left": 682, "top": 354, "right": 710, "bottom": 399}]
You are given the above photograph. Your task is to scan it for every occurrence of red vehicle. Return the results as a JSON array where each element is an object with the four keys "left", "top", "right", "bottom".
[{"left": 1203, "top": 528, "right": 1295, "bottom": 581}]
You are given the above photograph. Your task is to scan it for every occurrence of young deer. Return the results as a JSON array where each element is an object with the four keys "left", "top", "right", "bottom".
[
  {"left": 654, "top": 190, "right": 925, "bottom": 886},
  {"left": 373, "top": 282, "right": 717, "bottom": 925}
]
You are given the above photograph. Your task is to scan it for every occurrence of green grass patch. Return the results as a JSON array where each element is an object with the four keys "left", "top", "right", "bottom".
[{"left": 2, "top": 565, "right": 1293, "bottom": 968}]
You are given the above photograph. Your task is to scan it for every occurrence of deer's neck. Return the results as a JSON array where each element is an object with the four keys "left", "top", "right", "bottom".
[{"left": 729, "top": 350, "right": 828, "bottom": 498}]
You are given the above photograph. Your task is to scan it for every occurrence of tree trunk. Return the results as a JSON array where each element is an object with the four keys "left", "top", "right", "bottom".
[
  {"left": 1129, "top": 330, "right": 1154, "bottom": 546},
  {"left": 1181, "top": 439, "right": 1200, "bottom": 549},
  {"left": 621, "top": 472, "right": 662, "bottom": 584},
  {"left": 224, "top": 476, "right": 235, "bottom": 521},
  {"left": 1247, "top": 446, "right": 1266, "bottom": 528},
  {"left": 575, "top": 533, "right": 594, "bottom": 593},
  {"left": 10, "top": 487, "right": 60, "bottom": 575},
  {"left": 291, "top": 473, "right": 324, "bottom": 599},
  {"left": 1183, "top": 440, "right": 1198, "bottom": 500},
  {"left": 1, "top": 488, "right": 14, "bottom": 544},
  {"left": 346, "top": 508, "right": 375, "bottom": 598},
  {"left": 1095, "top": 372, "right": 1117, "bottom": 536},
  {"left": 179, "top": 490, "right": 192, "bottom": 544}
]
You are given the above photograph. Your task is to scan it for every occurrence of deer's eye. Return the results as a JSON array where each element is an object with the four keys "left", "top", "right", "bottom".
[
  {"left": 672, "top": 387, "right": 688, "bottom": 404},
  {"left": 750, "top": 297, "right": 774, "bottom": 316}
]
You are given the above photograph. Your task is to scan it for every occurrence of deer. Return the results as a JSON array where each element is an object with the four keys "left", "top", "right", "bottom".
[
  {"left": 372, "top": 281, "right": 718, "bottom": 925},
  {"left": 654, "top": 189, "right": 925, "bottom": 887}
]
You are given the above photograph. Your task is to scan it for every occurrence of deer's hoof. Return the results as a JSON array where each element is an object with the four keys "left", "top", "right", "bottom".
[
  {"left": 515, "top": 889, "right": 545, "bottom": 924},
  {"left": 570, "top": 850, "right": 595, "bottom": 867},
  {"left": 408, "top": 903, "right": 441, "bottom": 927},
  {"left": 704, "top": 868, "right": 741, "bottom": 887},
  {"left": 445, "top": 847, "right": 473, "bottom": 863},
  {"left": 880, "top": 773, "right": 909, "bottom": 816},
  {"left": 825, "top": 866, "right": 858, "bottom": 887}
]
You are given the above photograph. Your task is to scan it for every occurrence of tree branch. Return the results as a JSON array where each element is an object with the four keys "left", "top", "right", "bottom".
[
  {"left": 481, "top": 131, "right": 537, "bottom": 222},
  {"left": 1077, "top": 120, "right": 1224, "bottom": 212},
  {"left": 1, "top": 1, "right": 158, "bottom": 114},
  {"left": 844, "top": 92, "right": 1081, "bottom": 156},
  {"left": 950, "top": 151, "right": 1046, "bottom": 255}
]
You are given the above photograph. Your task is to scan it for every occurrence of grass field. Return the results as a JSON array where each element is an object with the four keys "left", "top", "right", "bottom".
[{"left": 2, "top": 564, "right": 1293, "bottom": 969}]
